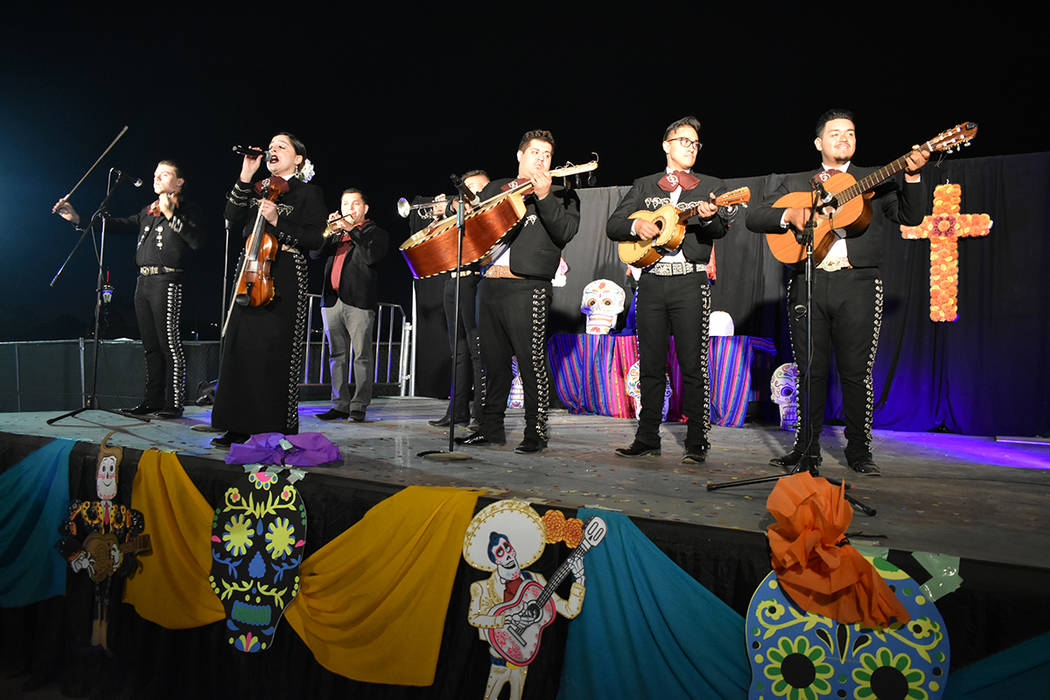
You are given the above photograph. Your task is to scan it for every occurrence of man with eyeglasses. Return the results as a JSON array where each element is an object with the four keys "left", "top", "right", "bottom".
[
  {"left": 455, "top": 130, "right": 581, "bottom": 455},
  {"left": 606, "top": 116, "right": 729, "bottom": 464}
]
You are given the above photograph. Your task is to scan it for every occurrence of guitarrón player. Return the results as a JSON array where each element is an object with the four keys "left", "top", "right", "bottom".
[
  {"left": 745, "top": 109, "right": 929, "bottom": 475},
  {"left": 605, "top": 116, "right": 730, "bottom": 465}
]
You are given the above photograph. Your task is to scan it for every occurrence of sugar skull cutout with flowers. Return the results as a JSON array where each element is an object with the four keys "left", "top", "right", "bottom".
[{"left": 209, "top": 469, "right": 307, "bottom": 653}]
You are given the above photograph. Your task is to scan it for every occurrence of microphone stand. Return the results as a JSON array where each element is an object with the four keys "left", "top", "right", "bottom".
[
  {"left": 49, "top": 171, "right": 151, "bottom": 425},
  {"left": 706, "top": 181, "right": 874, "bottom": 517},
  {"left": 418, "top": 184, "right": 473, "bottom": 460}
]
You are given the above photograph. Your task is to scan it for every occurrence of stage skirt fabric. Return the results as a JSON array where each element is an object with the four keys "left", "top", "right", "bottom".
[{"left": 0, "top": 438, "right": 73, "bottom": 607}]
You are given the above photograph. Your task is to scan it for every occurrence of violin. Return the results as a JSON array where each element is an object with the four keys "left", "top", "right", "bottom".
[{"left": 233, "top": 176, "right": 289, "bottom": 307}]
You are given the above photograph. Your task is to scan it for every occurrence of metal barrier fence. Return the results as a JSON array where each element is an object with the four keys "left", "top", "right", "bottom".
[
  {"left": 1, "top": 298, "right": 413, "bottom": 411},
  {"left": 302, "top": 295, "right": 412, "bottom": 396}
]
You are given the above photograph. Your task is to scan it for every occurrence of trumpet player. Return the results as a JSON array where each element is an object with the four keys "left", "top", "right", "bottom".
[
  {"left": 314, "top": 188, "right": 388, "bottom": 422},
  {"left": 412, "top": 170, "right": 490, "bottom": 430}
]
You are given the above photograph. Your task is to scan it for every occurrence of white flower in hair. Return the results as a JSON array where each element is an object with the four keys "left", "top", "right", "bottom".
[{"left": 297, "top": 158, "right": 316, "bottom": 183}]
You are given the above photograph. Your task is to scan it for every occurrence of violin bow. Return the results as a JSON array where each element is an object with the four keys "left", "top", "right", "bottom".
[{"left": 57, "top": 125, "right": 129, "bottom": 203}]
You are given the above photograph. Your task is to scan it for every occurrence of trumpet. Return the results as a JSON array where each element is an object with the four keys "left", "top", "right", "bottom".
[
  {"left": 323, "top": 211, "right": 359, "bottom": 237},
  {"left": 396, "top": 195, "right": 448, "bottom": 219}
]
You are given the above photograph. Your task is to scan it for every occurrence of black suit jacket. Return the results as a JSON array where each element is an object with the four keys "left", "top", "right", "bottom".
[
  {"left": 479, "top": 179, "right": 580, "bottom": 280},
  {"left": 317, "top": 220, "right": 389, "bottom": 309},
  {"left": 606, "top": 171, "right": 729, "bottom": 262},
  {"left": 745, "top": 164, "right": 925, "bottom": 269}
]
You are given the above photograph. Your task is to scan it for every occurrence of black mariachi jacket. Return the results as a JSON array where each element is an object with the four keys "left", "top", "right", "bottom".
[
  {"left": 479, "top": 178, "right": 581, "bottom": 280},
  {"left": 606, "top": 171, "right": 729, "bottom": 264},
  {"left": 745, "top": 164, "right": 925, "bottom": 269},
  {"left": 108, "top": 199, "right": 204, "bottom": 269}
]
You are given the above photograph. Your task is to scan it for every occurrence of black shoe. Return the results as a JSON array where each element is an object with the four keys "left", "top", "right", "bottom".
[
  {"left": 847, "top": 456, "right": 882, "bottom": 476},
  {"left": 350, "top": 410, "right": 366, "bottom": 422},
  {"left": 428, "top": 415, "right": 470, "bottom": 427},
  {"left": 155, "top": 406, "right": 183, "bottom": 419},
  {"left": 211, "top": 431, "right": 249, "bottom": 448},
  {"left": 681, "top": 449, "right": 707, "bottom": 464},
  {"left": 770, "top": 450, "right": 822, "bottom": 472},
  {"left": 317, "top": 409, "right": 349, "bottom": 421},
  {"left": 615, "top": 442, "right": 661, "bottom": 458},
  {"left": 121, "top": 401, "right": 159, "bottom": 416},
  {"left": 514, "top": 436, "right": 547, "bottom": 454},
  {"left": 455, "top": 431, "right": 505, "bottom": 447}
]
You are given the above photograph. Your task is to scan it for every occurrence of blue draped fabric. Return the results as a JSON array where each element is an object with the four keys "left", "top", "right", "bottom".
[
  {"left": 557, "top": 509, "right": 749, "bottom": 699},
  {"left": 0, "top": 438, "right": 74, "bottom": 606},
  {"left": 945, "top": 631, "right": 1050, "bottom": 698}
]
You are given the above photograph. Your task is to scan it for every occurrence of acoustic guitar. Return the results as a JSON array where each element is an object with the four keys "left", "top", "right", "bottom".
[
  {"left": 618, "top": 187, "right": 751, "bottom": 267},
  {"left": 82, "top": 532, "right": 151, "bottom": 583},
  {"left": 399, "top": 160, "right": 598, "bottom": 279},
  {"left": 763, "top": 122, "right": 978, "bottom": 264},
  {"left": 486, "top": 516, "right": 606, "bottom": 666}
]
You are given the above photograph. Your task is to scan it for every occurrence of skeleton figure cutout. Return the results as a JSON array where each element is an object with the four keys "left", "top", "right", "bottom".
[
  {"left": 580, "top": 279, "right": 626, "bottom": 335},
  {"left": 56, "top": 433, "right": 148, "bottom": 649},
  {"left": 463, "top": 500, "right": 604, "bottom": 700},
  {"left": 625, "top": 360, "right": 672, "bottom": 420},
  {"left": 770, "top": 363, "right": 799, "bottom": 430},
  {"left": 209, "top": 469, "right": 307, "bottom": 653}
]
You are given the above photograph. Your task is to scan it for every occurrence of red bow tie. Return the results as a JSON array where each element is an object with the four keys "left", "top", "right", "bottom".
[{"left": 658, "top": 170, "right": 700, "bottom": 192}]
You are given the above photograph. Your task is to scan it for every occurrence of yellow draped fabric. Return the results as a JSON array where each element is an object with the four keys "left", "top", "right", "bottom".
[
  {"left": 123, "top": 450, "right": 225, "bottom": 628},
  {"left": 283, "top": 485, "right": 479, "bottom": 686}
]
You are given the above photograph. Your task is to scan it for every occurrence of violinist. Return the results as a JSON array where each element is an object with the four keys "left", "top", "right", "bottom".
[
  {"left": 455, "top": 131, "right": 580, "bottom": 455},
  {"left": 53, "top": 160, "right": 203, "bottom": 419},
  {"left": 210, "top": 132, "right": 326, "bottom": 448},
  {"left": 313, "top": 188, "right": 388, "bottom": 422}
]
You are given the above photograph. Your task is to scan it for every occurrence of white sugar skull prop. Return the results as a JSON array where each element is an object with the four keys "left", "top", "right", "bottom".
[
  {"left": 770, "top": 363, "right": 799, "bottom": 430},
  {"left": 210, "top": 470, "right": 307, "bottom": 653},
  {"left": 709, "top": 310, "right": 735, "bottom": 336},
  {"left": 553, "top": 257, "right": 569, "bottom": 288},
  {"left": 625, "top": 361, "right": 672, "bottom": 420},
  {"left": 581, "top": 279, "right": 626, "bottom": 335}
]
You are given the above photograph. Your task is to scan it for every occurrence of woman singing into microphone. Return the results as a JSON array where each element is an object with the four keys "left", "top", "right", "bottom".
[{"left": 210, "top": 132, "right": 326, "bottom": 447}]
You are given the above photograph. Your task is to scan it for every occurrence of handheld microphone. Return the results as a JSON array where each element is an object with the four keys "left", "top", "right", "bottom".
[{"left": 232, "top": 145, "right": 267, "bottom": 158}]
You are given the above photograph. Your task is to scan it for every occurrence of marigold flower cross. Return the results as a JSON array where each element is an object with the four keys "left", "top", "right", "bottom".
[{"left": 901, "top": 183, "right": 992, "bottom": 322}]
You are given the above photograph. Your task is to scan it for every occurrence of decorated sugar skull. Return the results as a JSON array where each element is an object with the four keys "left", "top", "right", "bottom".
[
  {"left": 553, "top": 257, "right": 569, "bottom": 288},
  {"left": 210, "top": 470, "right": 307, "bottom": 653},
  {"left": 625, "top": 361, "right": 672, "bottom": 420},
  {"left": 709, "top": 310, "right": 734, "bottom": 337},
  {"left": 581, "top": 279, "right": 626, "bottom": 335},
  {"left": 770, "top": 363, "right": 799, "bottom": 430}
]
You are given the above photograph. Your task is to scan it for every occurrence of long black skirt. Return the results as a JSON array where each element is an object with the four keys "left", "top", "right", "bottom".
[{"left": 212, "top": 247, "right": 309, "bottom": 435}]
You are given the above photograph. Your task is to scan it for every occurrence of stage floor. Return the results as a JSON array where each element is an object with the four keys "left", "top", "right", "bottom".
[{"left": 3, "top": 397, "right": 1048, "bottom": 570}]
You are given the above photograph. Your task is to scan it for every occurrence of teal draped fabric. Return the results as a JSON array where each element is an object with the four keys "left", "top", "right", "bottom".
[
  {"left": 0, "top": 438, "right": 74, "bottom": 606},
  {"left": 558, "top": 509, "right": 750, "bottom": 699},
  {"left": 945, "top": 631, "right": 1050, "bottom": 698}
]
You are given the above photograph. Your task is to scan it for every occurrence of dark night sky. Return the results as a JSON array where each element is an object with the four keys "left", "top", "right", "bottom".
[{"left": 2, "top": 7, "right": 1046, "bottom": 341}]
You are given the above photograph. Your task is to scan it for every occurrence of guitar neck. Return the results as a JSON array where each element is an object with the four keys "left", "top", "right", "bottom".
[
  {"left": 837, "top": 144, "right": 928, "bottom": 203},
  {"left": 534, "top": 544, "right": 588, "bottom": 609}
]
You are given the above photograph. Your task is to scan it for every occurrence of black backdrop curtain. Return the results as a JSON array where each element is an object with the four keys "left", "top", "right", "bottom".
[{"left": 411, "top": 152, "right": 1050, "bottom": 437}]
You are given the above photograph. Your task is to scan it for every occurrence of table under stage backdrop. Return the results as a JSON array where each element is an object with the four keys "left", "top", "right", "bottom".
[{"left": 548, "top": 333, "right": 776, "bottom": 426}]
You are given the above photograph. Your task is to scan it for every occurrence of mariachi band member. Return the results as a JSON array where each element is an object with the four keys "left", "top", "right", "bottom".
[
  {"left": 314, "top": 187, "right": 388, "bottom": 423},
  {"left": 606, "top": 116, "right": 729, "bottom": 465},
  {"left": 746, "top": 109, "right": 929, "bottom": 475},
  {"left": 422, "top": 169, "right": 491, "bottom": 430},
  {"left": 456, "top": 130, "right": 580, "bottom": 455},
  {"left": 210, "top": 133, "right": 326, "bottom": 447},
  {"left": 53, "top": 161, "right": 204, "bottom": 419}
]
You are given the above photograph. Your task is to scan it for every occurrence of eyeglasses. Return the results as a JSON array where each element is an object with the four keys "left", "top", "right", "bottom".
[{"left": 668, "top": 137, "right": 702, "bottom": 151}]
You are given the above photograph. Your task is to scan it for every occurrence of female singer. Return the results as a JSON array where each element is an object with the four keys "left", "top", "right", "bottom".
[{"left": 210, "top": 133, "right": 326, "bottom": 447}]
